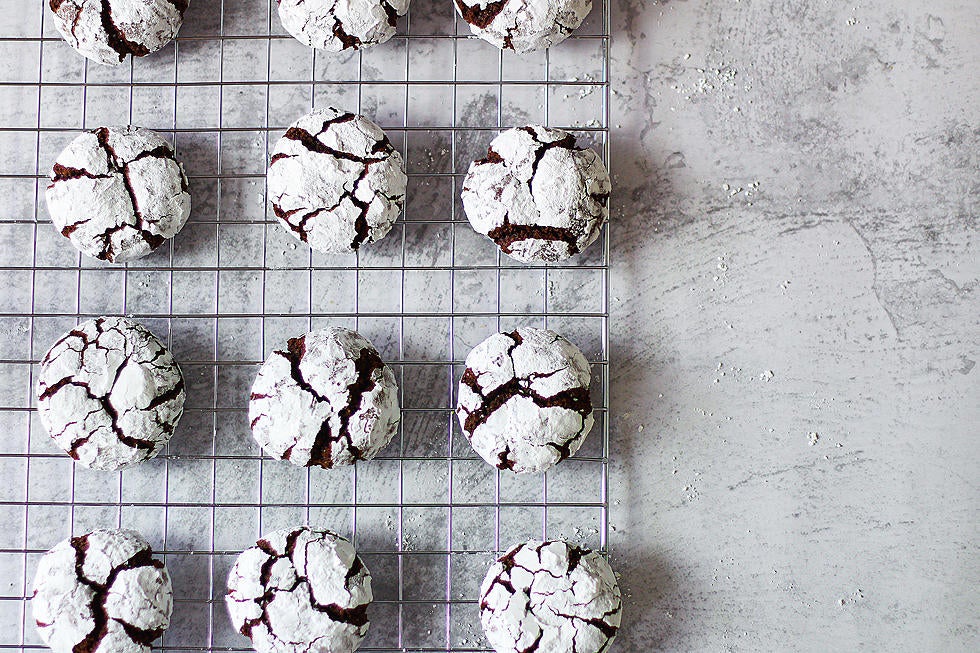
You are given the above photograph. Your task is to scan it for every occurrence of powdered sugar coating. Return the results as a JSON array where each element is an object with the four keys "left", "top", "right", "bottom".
[
  {"left": 462, "top": 125, "right": 610, "bottom": 263},
  {"left": 36, "top": 317, "right": 185, "bottom": 471},
  {"left": 32, "top": 528, "right": 172, "bottom": 653},
  {"left": 277, "top": 0, "right": 410, "bottom": 51},
  {"left": 249, "top": 327, "right": 400, "bottom": 469},
  {"left": 454, "top": 0, "right": 592, "bottom": 53},
  {"left": 46, "top": 126, "right": 191, "bottom": 263},
  {"left": 267, "top": 108, "right": 406, "bottom": 253},
  {"left": 457, "top": 327, "right": 593, "bottom": 474},
  {"left": 480, "top": 540, "right": 621, "bottom": 653},
  {"left": 226, "top": 527, "right": 372, "bottom": 653},
  {"left": 50, "top": 0, "right": 187, "bottom": 66}
]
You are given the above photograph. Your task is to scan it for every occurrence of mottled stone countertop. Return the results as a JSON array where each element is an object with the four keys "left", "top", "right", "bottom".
[{"left": 609, "top": 1, "right": 977, "bottom": 650}]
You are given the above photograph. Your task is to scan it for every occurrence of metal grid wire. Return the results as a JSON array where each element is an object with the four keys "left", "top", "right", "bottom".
[{"left": 0, "top": 0, "right": 610, "bottom": 650}]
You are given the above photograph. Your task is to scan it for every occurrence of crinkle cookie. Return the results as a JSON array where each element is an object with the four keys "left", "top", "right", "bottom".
[
  {"left": 267, "top": 108, "right": 406, "bottom": 253},
  {"left": 46, "top": 126, "right": 191, "bottom": 263},
  {"left": 278, "top": 0, "right": 410, "bottom": 51},
  {"left": 50, "top": 0, "right": 187, "bottom": 66},
  {"left": 454, "top": 0, "right": 592, "bottom": 53},
  {"left": 462, "top": 125, "right": 609, "bottom": 263},
  {"left": 36, "top": 317, "right": 185, "bottom": 471},
  {"left": 456, "top": 327, "right": 593, "bottom": 474},
  {"left": 227, "top": 527, "right": 372, "bottom": 653},
  {"left": 249, "top": 327, "right": 400, "bottom": 468},
  {"left": 32, "top": 529, "right": 172, "bottom": 653},
  {"left": 480, "top": 540, "right": 622, "bottom": 653}
]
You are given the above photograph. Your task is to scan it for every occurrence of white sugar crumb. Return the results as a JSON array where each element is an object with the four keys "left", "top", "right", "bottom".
[
  {"left": 807, "top": 432, "right": 820, "bottom": 446},
  {"left": 760, "top": 370, "right": 775, "bottom": 381}
]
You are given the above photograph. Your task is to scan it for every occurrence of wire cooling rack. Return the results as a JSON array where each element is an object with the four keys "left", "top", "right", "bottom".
[{"left": 0, "top": 1, "right": 610, "bottom": 650}]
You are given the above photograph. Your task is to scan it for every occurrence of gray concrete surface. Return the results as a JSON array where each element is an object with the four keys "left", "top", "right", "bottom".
[{"left": 608, "top": 1, "right": 978, "bottom": 650}]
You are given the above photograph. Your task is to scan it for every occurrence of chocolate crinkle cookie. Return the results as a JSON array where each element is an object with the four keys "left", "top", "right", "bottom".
[
  {"left": 480, "top": 540, "right": 622, "bottom": 653},
  {"left": 227, "top": 527, "right": 372, "bottom": 653},
  {"left": 267, "top": 108, "right": 406, "bottom": 253},
  {"left": 462, "top": 125, "right": 610, "bottom": 263},
  {"left": 32, "top": 529, "right": 173, "bottom": 653},
  {"left": 50, "top": 0, "right": 187, "bottom": 66},
  {"left": 457, "top": 327, "right": 594, "bottom": 474},
  {"left": 454, "top": 0, "right": 593, "bottom": 53},
  {"left": 36, "top": 317, "right": 185, "bottom": 471},
  {"left": 278, "top": 0, "right": 410, "bottom": 51},
  {"left": 249, "top": 327, "right": 400, "bottom": 468},
  {"left": 46, "top": 126, "right": 191, "bottom": 263}
]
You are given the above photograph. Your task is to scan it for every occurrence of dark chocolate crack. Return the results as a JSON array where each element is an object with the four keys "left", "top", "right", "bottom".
[
  {"left": 333, "top": 17, "right": 361, "bottom": 49},
  {"left": 455, "top": 0, "right": 508, "bottom": 29},
  {"left": 68, "top": 534, "right": 166, "bottom": 653},
  {"left": 487, "top": 215, "right": 582, "bottom": 257},
  {"left": 282, "top": 127, "right": 391, "bottom": 165},
  {"left": 270, "top": 337, "right": 386, "bottom": 468},
  {"left": 237, "top": 529, "right": 369, "bottom": 641},
  {"left": 97, "top": 0, "right": 150, "bottom": 62},
  {"left": 380, "top": 0, "right": 400, "bottom": 27}
]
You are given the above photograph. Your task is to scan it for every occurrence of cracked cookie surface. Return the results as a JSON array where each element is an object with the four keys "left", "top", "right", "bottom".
[
  {"left": 456, "top": 327, "right": 593, "bottom": 474},
  {"left": 46, "top": 126, "right": 191, "bottom": 263},
  {"left": 480, "top": 540, "right": 621, "bottom": 653},
  {"left": 249, "top": 327, "right": 400, "bottom": 468},
  {"left": 462, "top": 125, "right": 610, "bottom": 263},
  {"left": 227, "top": 527, "right": 372, "bottom": 653},
  {"left": 454, "top": 0, "right": 592, "bottom": 53},
  {"left": 278, "top": 0, "right": 410, "bottom": 51},
  {"left": 36, "top": 317, "right": 185, "bottom": 471},
  {"left": 50, "top": 0, "right": 187, "bottom": 66},
  {"left": 32, "top": 528, "right": 172, "bottom": 653},
  {"left": 267, "top": 107, "right": 406, "bottom": 254}
]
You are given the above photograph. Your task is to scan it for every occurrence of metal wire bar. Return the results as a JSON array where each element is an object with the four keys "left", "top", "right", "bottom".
[{"left": 0, "top": 1, "right": 610, "bottom": 651}]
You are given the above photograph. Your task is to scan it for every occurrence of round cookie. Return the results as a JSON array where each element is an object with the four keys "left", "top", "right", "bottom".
[
  {"left": 36, "top": 316, "right": 185, "bottom": 471},
  {"left": 454, "top": 0, "right": 593, "bottom": 53},
  {"left": 456, "top": 327, "right": 593, "bottom": 474},
  {"left": 50, "top": 0, "right": 187, "bottom": 66},
  {"left": 461, "top": 125, "right": 609, "bottom": 263},
  {"left": 32, "top": 528, "right": 172, "bottom": 653},
  {"left": 227, "top": 527, "right": 372, "bottom": 653},
  {"left": 480, "top": 539, "right": 622, "bottom": 653},
  {"left": 249, "top": 327, "right": 400, "bottom": 468},
  {"left": 267, "top": 108, "right": 406, "bottom": 254},
  {"left": 278, "top": 0, "right": 410, "bottom": 51},
  {"left": 46, "top": 126, "right": 191, "bottom": 263}
]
